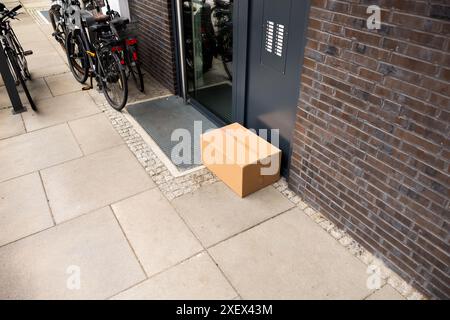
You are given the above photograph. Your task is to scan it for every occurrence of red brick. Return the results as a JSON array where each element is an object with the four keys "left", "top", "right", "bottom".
[
  {"left": 344, "top": 28, "right": 381, "bottom": 46},
  {"left": 391, "top": 54, "right": 439, "bottom": 76}
]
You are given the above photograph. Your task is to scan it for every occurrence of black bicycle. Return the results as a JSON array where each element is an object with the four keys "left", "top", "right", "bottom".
[
  {"left": 49, "top": 0, "right": 73, "bottom": 51},
  {"left": 91, "top": 0, "right": 144, "bottom": 92},
  {"left": 65, "top": 6, "right": 128, "bottom": 110},
  {"left": 0, "top": 3, "right": 36, "bottom": 111}
]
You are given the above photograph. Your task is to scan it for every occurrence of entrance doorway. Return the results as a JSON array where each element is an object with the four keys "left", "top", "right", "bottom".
[
  {"left": 175, "top": 0, "right": 309, "bottom": 172},
  {"left": 183, "top": 0, "right": 234, "bottom": 124}
]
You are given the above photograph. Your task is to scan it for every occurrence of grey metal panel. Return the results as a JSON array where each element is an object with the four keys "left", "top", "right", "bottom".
[
  {"left": 174, "top": 0, "right": 188, "bottom": 102},
  {"left": 260, "top": 0, "right": 292, "bottom": 74},
  {"left": 245, "top": 0, "right": 310, "bottom": 173}
]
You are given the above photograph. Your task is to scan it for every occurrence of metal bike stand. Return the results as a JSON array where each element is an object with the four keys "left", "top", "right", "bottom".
[{"left": 0, "top": 45, "right": 26, "bottom": 114}]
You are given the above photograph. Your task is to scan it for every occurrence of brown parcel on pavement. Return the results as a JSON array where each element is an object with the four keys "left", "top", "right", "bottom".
[{"left": 201, "top": 123, "right": 281, "bottom": 197}]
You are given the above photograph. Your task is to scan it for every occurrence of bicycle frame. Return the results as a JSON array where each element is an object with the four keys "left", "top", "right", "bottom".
[
  {"left": 0, "top": 20, "right": 16, "bottom": 78},
  {"left": 67, "top": 8, "right": 125, "bottom": 87},
  {"left": 0, "top": 4, "right": 36, "bottom": 110},
  {"left": 0, "top": 6, "right": 29, "bottom": 78},
  {"left": 72, "top": 27, "right": 105, "bottom": 86}
]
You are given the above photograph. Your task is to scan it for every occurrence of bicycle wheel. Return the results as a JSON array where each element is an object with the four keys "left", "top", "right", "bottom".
[
  {"left": 49, "top": 7, "right": 66, "bottom": 50},
  {"left": 7, "top": 29, "right": 31, "bottom": 80},
  {"left": 5, "top": 47, "right": 37, "bottom": 111},
  {"left": 66, "top": 32, "right": 89, "bottom": 84},
  {"left": 126, "top": 49, "right": 144, "bottom": 92},
  {"left": 101, "top": 52, "right": 128, "bottom": 111}
]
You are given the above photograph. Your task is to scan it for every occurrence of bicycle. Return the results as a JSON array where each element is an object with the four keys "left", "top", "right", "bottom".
[
  {"left": 107, "top": 11, "right": 144, "bottom": 92},
  {"left": 49, "top": 0, "right": 74, "bottom": 51},
  {"left": 65, "top": 5, "right": 128, "bottom": 110},
  {"left": 91, "top": 0, "right": 144, "bottom": 92},
  {"left": 0, "top": 3, "right": 36, "bottom": 111}
]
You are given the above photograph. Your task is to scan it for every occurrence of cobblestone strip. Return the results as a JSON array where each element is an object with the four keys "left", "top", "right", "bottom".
[
  {"left": 273, "top": 178, "right": 426, "bottom": 300},
  {"left": 91, "top": 89, "right": 425, "bottom": 300}
]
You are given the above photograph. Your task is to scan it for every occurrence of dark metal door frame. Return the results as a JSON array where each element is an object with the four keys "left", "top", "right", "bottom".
[
  {"left": 172, "top": 0, "right": 249, "bottom": 126},
  {"left": 232, "top": 0, "right": 249, "bottom": 125},
  {"left": 172, "top": 0, "right": 309, "bottom": 177}
]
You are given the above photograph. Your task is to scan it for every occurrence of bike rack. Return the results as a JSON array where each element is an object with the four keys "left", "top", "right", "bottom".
[{"left": 0, "top": 45, "right": 26, "bottom": 114}]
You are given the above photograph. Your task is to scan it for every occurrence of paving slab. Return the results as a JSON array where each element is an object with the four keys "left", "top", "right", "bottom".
[
  {"left": 27, "top": 51, "right": 69, "bottom": 79},
  {"left": 31, "top": 63, "right": 69, "bottom": 79},
  {"left": 209, "top": 208, "right": 374, "bottom": 299},
  {"left": 18, "top": 38, "right": 56, "bottom": 55},
  {"left": 22, "top": 91, "right": 100, "bottom": 131},
  {"left": 26, "top": 48, "right": 64, "bottom": 67},
  {"left": 0, "top": 123, "right": 82, "bottom": 182},
  {"left": 18, "top": 77, "right": 53, "bottom": 102},
  {"left": 127, "top": 75, "right": 171, "bottom": 104},
  {"left": 171, "top": 182, "right": 294, "bottom": 247},
  {"left": 0, "top": 173, "right": 53, "bottom": 247},
  {"left": 41, "top": 145, "right": 155, "bottom": 223},
  {"left": 12, "top": 25, "right": 48, "bottom": 44},
  {"left": 112, "top": 189, "right": 203, "bottom": 276},
  {"left": 366, "top": 285, "right": 405, "bottom": 300},
  {"left": 0, "top": 77, "right": 51, "bottom": 109},
  {"left": 68, "top": 113, "right": 124, "bottom": 155},
  {"left": 0, "top": 207, "right": 145, "bottom": 299},
  {"left": 0, "top": 108, "right": 25, "bottom": 140},
  {"left": 45, "top": 72, "right": 83, "bottom": 97},
  {"left": 112, "top": 252, "right": 236, "bottom": 300}
]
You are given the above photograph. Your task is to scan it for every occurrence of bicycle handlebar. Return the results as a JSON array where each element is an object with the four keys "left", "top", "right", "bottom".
[
  {"left": 0, "top": 4, "right": 22, "bottom": 23},
  {"left": 10, "top": 5, "right": 23, "bottom": 13}
]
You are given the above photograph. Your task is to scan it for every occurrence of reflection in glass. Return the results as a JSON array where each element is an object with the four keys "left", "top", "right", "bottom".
[{"left": 183, "top": 0, "right": 233, "bottom": 123}]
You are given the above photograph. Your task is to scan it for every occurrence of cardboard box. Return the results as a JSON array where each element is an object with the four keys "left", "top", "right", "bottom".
[{"left": 201, "top": 123, "right": 281, "bottom": 197}]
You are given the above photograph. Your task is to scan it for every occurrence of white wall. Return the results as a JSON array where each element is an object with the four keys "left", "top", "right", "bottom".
[{"left": 104, "top": 0, "right": 130, "bottom": 19}]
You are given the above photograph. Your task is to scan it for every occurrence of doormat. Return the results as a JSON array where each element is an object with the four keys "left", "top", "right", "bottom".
[
  {"left": 195, "top": 83, "right": 232, "bottom": 123},
  {"left": 127, "top": 96, "right": 217, "bottom": 172}
]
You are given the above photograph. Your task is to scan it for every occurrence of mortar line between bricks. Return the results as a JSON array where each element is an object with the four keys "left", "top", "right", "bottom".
[{"left": 301, "top": 97, "right": 449, "bottom": 190}]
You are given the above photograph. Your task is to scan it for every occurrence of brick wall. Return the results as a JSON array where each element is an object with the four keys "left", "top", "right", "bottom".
[
  {"left": 127, "top": 0, "right": 177, "bottom": 92},
  {"left": 288, "top": 0, "right": 450, "bottom": 299}
]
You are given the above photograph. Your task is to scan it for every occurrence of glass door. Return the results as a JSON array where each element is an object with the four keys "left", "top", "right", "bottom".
[{"left": 183, "top": 0, "right": 234, "bottom": 124}]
